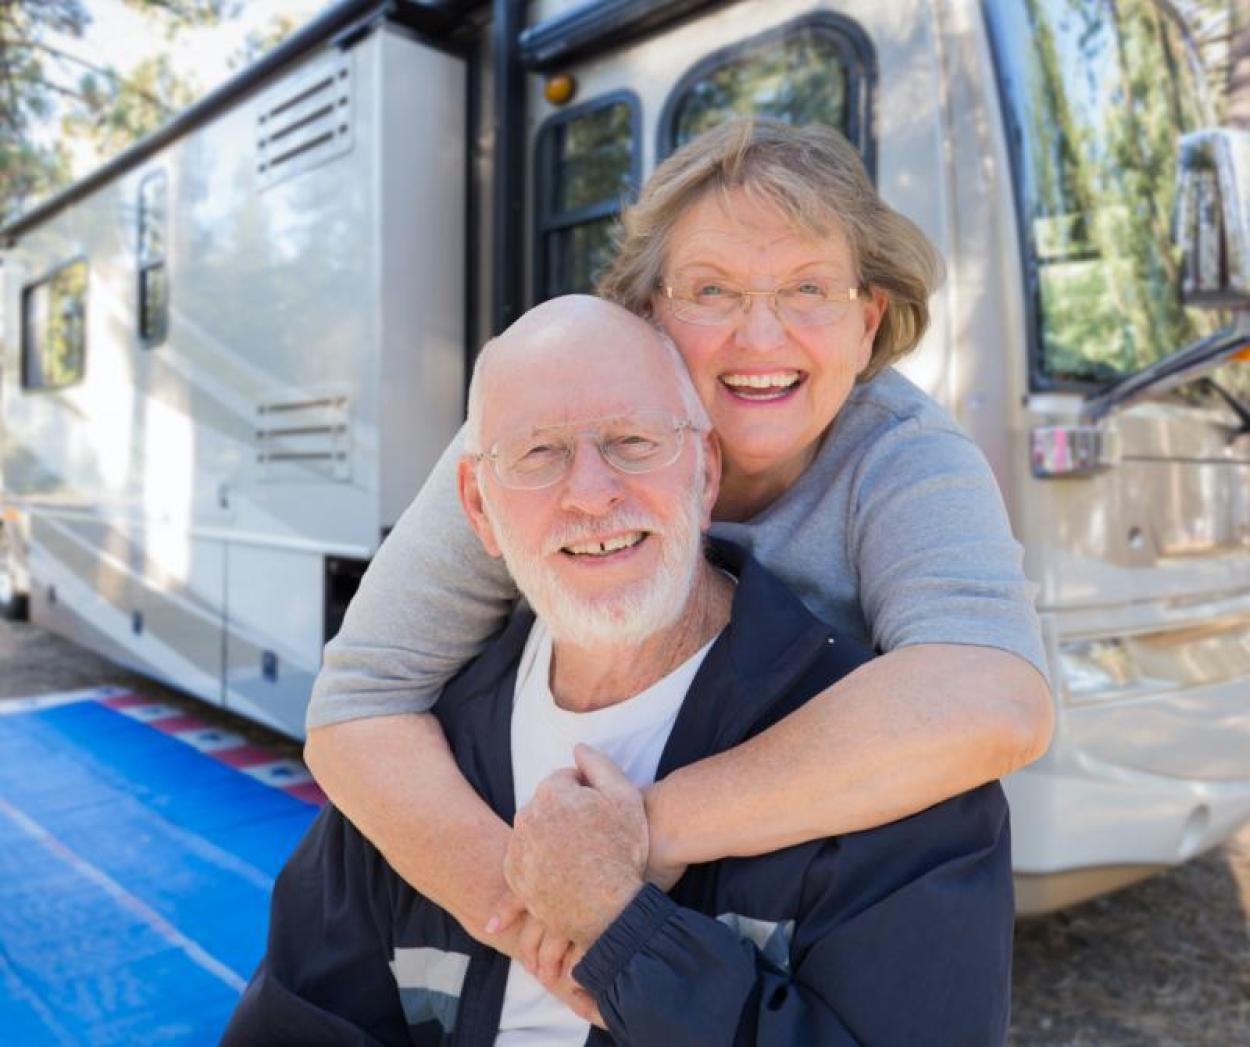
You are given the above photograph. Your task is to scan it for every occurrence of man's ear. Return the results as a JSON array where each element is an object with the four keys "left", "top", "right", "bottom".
[
  {"left": 698, "top": 429, "right": 721, "bottom": 529},
  {"left": 457, "top": 456, "right": 503, "bottom": 558}
]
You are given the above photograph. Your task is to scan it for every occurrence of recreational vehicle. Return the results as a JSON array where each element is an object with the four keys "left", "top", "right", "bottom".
[{"left": 2, "top": 0, "right": 1249, "bottom": 914}]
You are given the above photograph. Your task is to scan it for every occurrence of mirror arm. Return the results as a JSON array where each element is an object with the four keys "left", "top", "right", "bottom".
[{"left": 1198, "top": 377, "right": 1250, "bottom": 441}]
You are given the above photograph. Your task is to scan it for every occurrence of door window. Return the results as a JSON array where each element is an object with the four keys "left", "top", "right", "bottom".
[{"left": 535, "top": 93, "right": 640, "bottom": 298}]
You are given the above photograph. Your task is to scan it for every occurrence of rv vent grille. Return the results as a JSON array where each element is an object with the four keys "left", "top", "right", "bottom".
[
  {"left": 256, "top": 51, "right": 353, "bottom": 190},
  {"left": 256, "top": 393, "right": 351, "bottom": 481}
]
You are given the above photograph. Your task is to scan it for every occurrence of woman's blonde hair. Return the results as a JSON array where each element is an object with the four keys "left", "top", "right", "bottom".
[{"left": 596, "top": 118, "right": 945, "bottom": 379}]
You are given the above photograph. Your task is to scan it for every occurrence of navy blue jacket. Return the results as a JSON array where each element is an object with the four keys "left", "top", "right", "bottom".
[{"left": 223, "top": 543, "right": 1013, "bottom": 1045}]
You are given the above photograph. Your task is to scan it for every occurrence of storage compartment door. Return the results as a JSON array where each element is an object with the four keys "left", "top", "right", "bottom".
[{"left": 224, "top": 543, "right": 323, "bottom": 738}]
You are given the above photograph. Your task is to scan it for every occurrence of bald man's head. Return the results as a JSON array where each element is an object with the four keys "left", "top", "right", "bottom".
[{"left": 463, "top": 295, "right": 707, "bottom": 453}]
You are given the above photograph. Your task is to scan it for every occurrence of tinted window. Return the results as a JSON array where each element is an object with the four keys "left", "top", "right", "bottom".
[
  {"left": 536, "top": 96, "right": 638, "bottom": 298},
  {"left": 988, "top": 0, "right": 1225, "bottom": 388},
  {"left": 138, "top": 170, "right": 168, "bottom": 347},
  {"left": 669, "top": 24, "right": 850, "bottom": 150},
  {"left": 22, "top": 260, "right": 88, "bottom": 391}
]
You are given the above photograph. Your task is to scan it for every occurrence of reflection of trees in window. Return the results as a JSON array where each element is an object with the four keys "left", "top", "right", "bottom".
[
  {"left": 672, "top": 28, "right": 847, "bottom": 147},
  {"left": 23, "top": 260, "right": 88, "bottom": 390},
  {"left": 555, "top": 104, "right": 632, "bottom": 214},
  {"left": 538, "top": 98, "right": 637, "bottom": 298},
  {"left": 1013, "top": 0, "right": 1223, "bottom": 385},
  {"left": 545, "top": 217, "right": 617, "bottom": 298}
]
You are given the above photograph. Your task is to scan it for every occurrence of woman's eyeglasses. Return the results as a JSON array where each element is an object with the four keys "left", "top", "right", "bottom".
[{"left": 661, "top": 281, "right": 865, "bottom": 327}]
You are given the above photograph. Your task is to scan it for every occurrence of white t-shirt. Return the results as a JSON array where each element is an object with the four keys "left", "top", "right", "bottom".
[{"left": 494, "top": 618, "right": 717, "bottom": 1047}]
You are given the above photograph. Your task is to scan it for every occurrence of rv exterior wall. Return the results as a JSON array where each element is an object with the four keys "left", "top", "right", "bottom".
[
  {"left": 376, "top": 27, "right": 466, "bottom": 531},
  {"left": 0, "top": 22, "right": 466, "bottom": 738}
]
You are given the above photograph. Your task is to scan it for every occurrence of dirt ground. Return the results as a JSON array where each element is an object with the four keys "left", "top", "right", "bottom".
[{"left": 2, "top": 617, "right": 1248, "bottom": 1044}]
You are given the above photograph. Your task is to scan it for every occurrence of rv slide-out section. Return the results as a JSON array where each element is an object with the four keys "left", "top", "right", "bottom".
[{"left": 1, "top": 22, "right": 465, "bottom": 737}]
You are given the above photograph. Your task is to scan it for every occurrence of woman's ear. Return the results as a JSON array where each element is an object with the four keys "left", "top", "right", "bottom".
[{"left": 855, "top": 285, "right": 890, "bottom": 373}]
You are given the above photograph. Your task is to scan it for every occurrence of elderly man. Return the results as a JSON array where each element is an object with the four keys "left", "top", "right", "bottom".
[{"left": 223, "top": 296, "right": 1013, "bottom": 1046}]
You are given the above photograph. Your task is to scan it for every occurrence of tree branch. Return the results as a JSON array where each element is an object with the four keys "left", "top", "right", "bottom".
[{"left": 23, "top": 37, "right": 172, "bottom": 114}]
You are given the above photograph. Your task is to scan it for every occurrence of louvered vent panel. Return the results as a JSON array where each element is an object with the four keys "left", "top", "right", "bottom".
[
  {"left": 256, "top": 52, "right": 353, "bottom": 189},
  {"left": 255, "top": 392, "right": 351, "bottom": 482}
]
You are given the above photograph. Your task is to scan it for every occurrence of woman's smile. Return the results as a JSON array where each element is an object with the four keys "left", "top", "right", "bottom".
[{"left": 656, "top": 188, "right": 884, "bottom": 496}]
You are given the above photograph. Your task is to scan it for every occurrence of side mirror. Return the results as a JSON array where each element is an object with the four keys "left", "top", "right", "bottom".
[{"left": 1175, "top": 128, "right": 1250, "bottom": 309}]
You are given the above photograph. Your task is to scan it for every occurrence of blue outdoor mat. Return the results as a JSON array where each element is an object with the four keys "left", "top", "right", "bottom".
[{"left": 0, "top": 694, "right": 320, "bottom": 1045}]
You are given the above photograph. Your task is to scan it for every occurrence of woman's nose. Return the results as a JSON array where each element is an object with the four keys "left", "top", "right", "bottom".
[{"left": 733, "top": 293, "right": 787, "bottom": 352}]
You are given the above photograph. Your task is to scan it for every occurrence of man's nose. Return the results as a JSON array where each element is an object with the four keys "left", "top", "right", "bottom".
[
  {"left": 557, "top": 436, "right": 624, "bottom": 515},
  {"left": 734, "top": 292, "right": 787, "bottom": 353}
]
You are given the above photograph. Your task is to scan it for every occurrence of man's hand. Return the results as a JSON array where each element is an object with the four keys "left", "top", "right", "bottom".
[
  {"left": 486, "top": 890, "right": 605, "bottom": 1029},
  {"left": 504, "top": 745, "right": 647, "bottom": 948},
  {"left": 485, "top": 894, "right": 573, "bottom": 979}
]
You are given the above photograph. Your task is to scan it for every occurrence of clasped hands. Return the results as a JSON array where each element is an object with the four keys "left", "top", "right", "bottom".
[{"left": 485, "top": 744, "right": 685, "bottom": 1027}]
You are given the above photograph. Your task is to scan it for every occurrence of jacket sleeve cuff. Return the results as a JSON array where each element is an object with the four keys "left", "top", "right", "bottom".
[{"left": 573, "top": 883, "right": 677, "bottom": 996}]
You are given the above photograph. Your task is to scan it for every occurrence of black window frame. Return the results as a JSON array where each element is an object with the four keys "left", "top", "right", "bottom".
[
  {"left": 20, "top": 256, "right": 89, "bottom": 393},
  {"left": 137, "top": 168, "right": 169, "bottom": 348},
  {"left": 656, "top": 12, "right": 878, "bottom": 179},
  {"left": 533, "top": 88, "right": 642, "bottom": 302}
]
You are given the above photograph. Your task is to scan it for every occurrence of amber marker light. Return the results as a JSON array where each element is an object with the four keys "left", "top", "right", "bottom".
[
  {"left": 1231, "top": 344, "right": 1250, "bottom": 363},
  {"left": 544, "top": 73, "right": 576, "bottom": 106}
]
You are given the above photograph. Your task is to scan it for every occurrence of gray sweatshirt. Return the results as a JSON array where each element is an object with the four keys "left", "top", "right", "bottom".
[{"left": 306, "top": 369, "right": 1047, "bottom": 729}]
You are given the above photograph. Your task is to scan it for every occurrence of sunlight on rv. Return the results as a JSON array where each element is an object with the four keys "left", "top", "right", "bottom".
[
  {"left": 96, "top": 366, "right": 136, "bottom": 492},
  {"left": 143, "top": 395, "right": 194, "bottom": 583}
]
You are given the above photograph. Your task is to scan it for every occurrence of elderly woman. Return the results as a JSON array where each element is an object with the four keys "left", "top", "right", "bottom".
[{"left": 304, "top": 118, "right": 1052, "bottom": 974}]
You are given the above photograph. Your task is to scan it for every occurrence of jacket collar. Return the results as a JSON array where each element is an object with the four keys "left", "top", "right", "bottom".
[
  {"left": 438, "top": 539, "right": 835, "bottom": 791},
  {"left": 654, "top": 539, "right": 833, "bottom": 777}
]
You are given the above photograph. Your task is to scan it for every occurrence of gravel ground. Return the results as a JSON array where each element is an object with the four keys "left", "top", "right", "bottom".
[{"left": 2, "top": 616, "right": 1248, "bottom": 1044}]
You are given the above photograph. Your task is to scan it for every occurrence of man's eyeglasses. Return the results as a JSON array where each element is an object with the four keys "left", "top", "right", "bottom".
[
  {"left": 661, "top": 280, "right": 865, "bottom": 327},
  {"left": 471, "top": 410, "right": 703, "bottom": 490}
]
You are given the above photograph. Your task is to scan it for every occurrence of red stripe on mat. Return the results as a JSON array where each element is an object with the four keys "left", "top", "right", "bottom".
[
  {"left": 90, "top": 691, "right": 325, "bottom": 807},
  {"left": 212, "top": 745, "right": 286, "bottom": 769},
  {"left": 146, "top": 714, "right": 212, "bottom": 734},
  {"left": 284, "top": 782, "right": 328, "bottom": 806},
  {"left": 97, "top": 693, "right": 146, "bottom": 709}
]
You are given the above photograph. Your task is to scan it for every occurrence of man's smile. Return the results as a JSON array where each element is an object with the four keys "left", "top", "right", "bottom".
[{"left": 560, "top": 531, "right": 650, "bottom": 559}]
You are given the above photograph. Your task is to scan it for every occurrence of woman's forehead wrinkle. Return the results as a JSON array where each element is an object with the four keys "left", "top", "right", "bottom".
[
  {"left": 671, "top": 236, "right": 850, "bottom": 282},
  {"left": 668, "top": 203, "right": 852, "bottom": 281}
]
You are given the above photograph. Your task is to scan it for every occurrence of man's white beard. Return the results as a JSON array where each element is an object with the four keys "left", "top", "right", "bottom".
[{"left": 482, "top": 475, "right": 706, "bottom": 649}]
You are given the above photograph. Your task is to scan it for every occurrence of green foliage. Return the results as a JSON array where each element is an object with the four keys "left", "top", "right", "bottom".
[
  {"left": 0, "top": 0, "right": 242, "bottom": 226},
  {"left": 1019, "top": 0, "right": 1225, "bottom": 384},
  {"left": 229, "top": 12, "right": 299, "bottom": 70}
]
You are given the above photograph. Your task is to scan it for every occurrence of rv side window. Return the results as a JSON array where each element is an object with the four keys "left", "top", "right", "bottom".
[
  {"left": 21, "top": 260, "right": 88, "bottom": 391},
  {"left": 660, "top": 15, "right": 873, "bottom": 161},
  {"left": 138, "top": 170, "right": 168, "bottom": 347},
  {"left": 535, "top": 93, "right": 640, "bottom": 298}
]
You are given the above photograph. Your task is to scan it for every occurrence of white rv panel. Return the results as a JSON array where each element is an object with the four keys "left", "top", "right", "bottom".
[
  {"left": 375, "top": 29, "right": 467, "bottom": 528},
  {"left": 225, "top": 543, "right": 323, "bottom": 736}
]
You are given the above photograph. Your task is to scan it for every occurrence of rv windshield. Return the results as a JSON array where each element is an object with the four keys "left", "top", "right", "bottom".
[{"left": 987, "top": 0, "right": 1226, "bottom": 389}]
